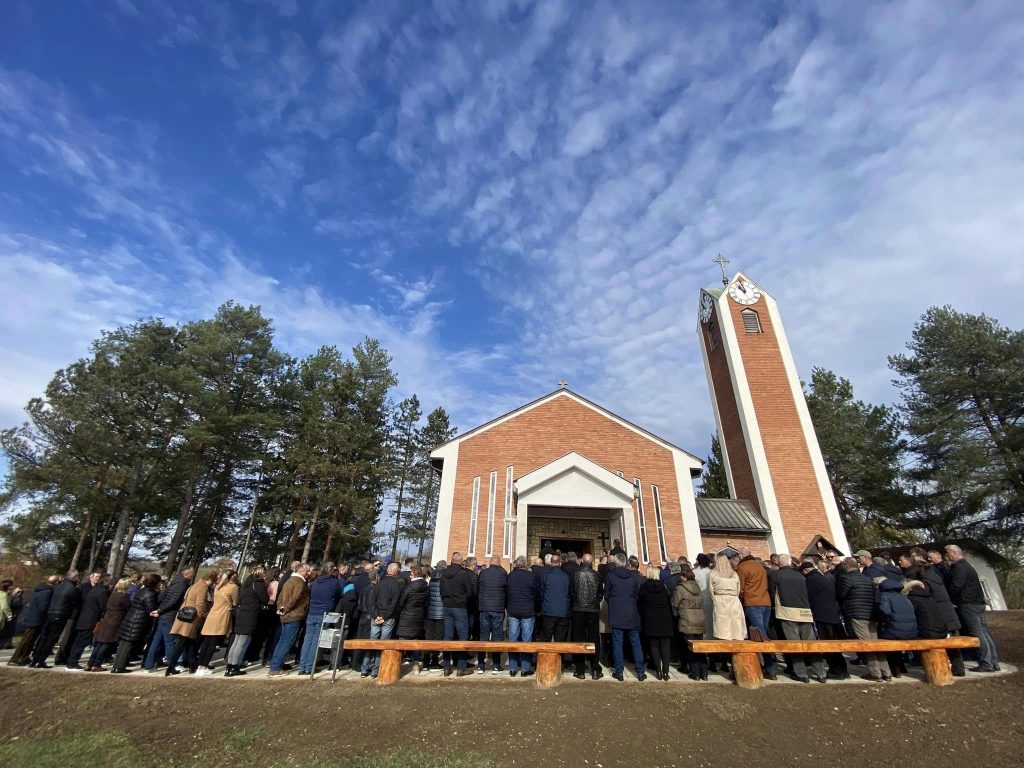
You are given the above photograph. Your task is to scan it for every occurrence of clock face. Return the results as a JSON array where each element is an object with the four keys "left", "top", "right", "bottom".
[
  {"left": 728, "top": 277, "right": 761, "bottom": 305},
  {"left": 699, "top": 293, "right": 714, "bottom": 323}
]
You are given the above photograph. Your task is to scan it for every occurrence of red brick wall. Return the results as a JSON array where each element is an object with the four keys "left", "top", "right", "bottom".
[
  {"left": 447, "top": 395, "right": 692, "bottom": 564},
  {"left": 724, "top": 298, "right": 831, "bottom": 554},
  {"left": 699, "top": 533, "right": 772, "bottom": 559},
  {"left": 703, "top": 307, "right": 758, "bottom": 507}
]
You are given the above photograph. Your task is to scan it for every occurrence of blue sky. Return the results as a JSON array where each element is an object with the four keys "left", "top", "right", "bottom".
[{"left": 1, "top": 0, "right": 1023, "bottom": 461}]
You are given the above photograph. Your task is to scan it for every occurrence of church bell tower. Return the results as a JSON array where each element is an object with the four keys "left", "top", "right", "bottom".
[{"left": 697, "top": 264, "right": 850, "bottom": 556}]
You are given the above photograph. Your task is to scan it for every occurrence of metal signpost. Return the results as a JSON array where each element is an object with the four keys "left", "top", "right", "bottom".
[{"left": 310, "top": 612, "right": 347, "bottom": 682}]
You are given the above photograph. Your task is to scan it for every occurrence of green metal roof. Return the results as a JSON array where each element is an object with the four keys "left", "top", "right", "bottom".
[{"left": 696, "top": 498, "right": 771, "bottom": 533}]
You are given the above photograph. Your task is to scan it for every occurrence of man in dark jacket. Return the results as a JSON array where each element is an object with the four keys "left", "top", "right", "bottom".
[
  {"left": 604, "top": 554, "right": 645, "bottom": 681},
  {"left": 476, "top": 557, "right": 507, "bottom": 674},
  {"left": 910, "top": 549, "right": 965, "bottom": 676},
  {"left": 440, "top": 552, "right": 475, "bottom": 676},
  {"left": 65, "top": 574, "right": 112, "bottom": 670},
  {"left": 769, "top": 556, "right": 825, "bottom": 683},
  {"left": 300, "top": 564, "right": 345, "bottom": 675},
  {"left": 561, "top": 551, "right": 580, "bottom": 577},
  {"left": 142, "top": 568, "right": 194, "bottom": 672},
  {"left": 539, "top": 555, "right": 571, "bottom": 646},
  {"left": 945, "top": 544, "right": 1000, "bottom": 672},
  {"left": 359, "top": 563, "right": 403, "bottom": 678},
  {"left": 571, "top": 553, "right": 603, "bottom": 679},
  {"left": 507, "top": 556, "right": 538, "bottom": 677},
  {"left": 8, "top": 576, "right": 57, "bottom": 666},
  {"left": 31, "top": 570, "right": 82, "bottom": 668},
  {"left": 800, "top": 561, "right": 848, "bottom": 679},
  {"left": 55, "top": 570, "right": 103, "bottom": 665},
  {"left": 836, "top": 558, "right": 891, "bottom": 681}
]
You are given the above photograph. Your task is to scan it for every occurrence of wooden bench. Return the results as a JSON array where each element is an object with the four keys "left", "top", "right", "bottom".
[
  {"left": 689, "top": 636, "right": 981, "bottom": 689},
  {"left": 344, "top": 640, "right": 594, "bottom": 687}
]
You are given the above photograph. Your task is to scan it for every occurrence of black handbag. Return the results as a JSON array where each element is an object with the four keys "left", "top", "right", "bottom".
[{"left": 176, "top": 606, "right": 197, "bottom": 623}]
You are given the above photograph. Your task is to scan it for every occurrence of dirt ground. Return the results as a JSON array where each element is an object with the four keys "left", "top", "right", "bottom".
[{"left": 2, "top": 612, "right": 1023, "bottom": 767}]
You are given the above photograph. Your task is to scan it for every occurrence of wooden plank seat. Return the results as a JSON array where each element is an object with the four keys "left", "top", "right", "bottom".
[
  {"left": 344, "top": 640, "right": 595, "bottom": 687},
  {"left": 689, "top": 636, "right": 981, "bottom": 689}
]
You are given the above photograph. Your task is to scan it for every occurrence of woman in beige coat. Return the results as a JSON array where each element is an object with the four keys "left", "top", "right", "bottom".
[
  {"left": 709, "top": 554, "right": 746, "bottom": 641},
  {"left": 165, "top": 571, "right": 216, "bottom": 676},
  {"left": 195, "top": 571, "right": 238, "bottom": 676}
]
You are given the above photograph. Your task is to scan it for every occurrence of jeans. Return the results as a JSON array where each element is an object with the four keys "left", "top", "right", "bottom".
[
  {"left": 87, "top": 640, "right": 115, "bottom": 669},
  {"left": 270, "top": 620, "right": 303, "bottom": 672},
  {"left": 166, "top": 635, "right": 198, "bottom": 673},
  {"left": 227, "top": 634, "right": 252, "bottom": 667},
  {"left": 743, "top": 605, "right": 775, "bottom": 673},
  {"left": 572, "top": 611, "right": 601, "bottom": 674},
  {"left": 612, "top": 627, "right": 645, "bottom": 677},
  {"left": 959, "top": 603, "right": 1000, "bottom": 669},
  {"left": 298, "top": 612, "right": 325, "bottom": 673},
  {"left": 443, "top": 607, "right": 470, "bottom": 670},
  {"left": 478, "top": 611, "right": 505, "bottom": 668},
  {"left": 779, "top": 620, "right": 825, "bottom": 680},
  {"left": 144, "top": 616, "right": 175, "bottom": 670},
  {"left": 361, "top": 618, "right": 395, "bottom": 676},
  {"left": 507, "top": 616, "right": 535, "bottom": 673}
]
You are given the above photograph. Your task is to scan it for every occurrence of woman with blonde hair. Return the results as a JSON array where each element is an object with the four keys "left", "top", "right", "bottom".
[
  {"left": 86, "top": 577, "right": 132, "bottom": 671},
  {"left": 194, "top": 569, "right": 239, "bottom": 676},
  {"left": 224, "top": 567, "right": 269, "bottom": 677},
  {"left": 709, "top": 554, "right": 746, "bottom": 642},
  {"left": 639, "top": 564, "right": 675, "bottom": 680}
]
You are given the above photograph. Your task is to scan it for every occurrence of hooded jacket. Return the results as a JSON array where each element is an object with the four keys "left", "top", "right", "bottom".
[
  {"left": 309, "top": 575, "right": 344, "bottom": 617},
  {"left": 672, "top": 579, "right": 705, "bottom": 635},
  {"left": 18, "top": 582, "right": 55, "bottom": 630},
  {"left": 877, "top": 577, "right": 917, "bottom": 639},
  {"left": 439, "top": 564, "right": 475, "bottom": 610},
  {"left": 604, "top": 566, "right": 640, "bottom": 630}
]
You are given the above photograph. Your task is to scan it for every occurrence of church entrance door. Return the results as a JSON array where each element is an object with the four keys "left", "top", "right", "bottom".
[{"left": 544, "top": 538, "right": 592, "bottom": 557}]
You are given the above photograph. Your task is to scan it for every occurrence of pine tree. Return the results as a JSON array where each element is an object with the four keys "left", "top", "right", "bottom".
[
  {"left": 696, "top": 433, "right": 730, "bottom": 498},
  {"left": 387, "top": 395, "right": 423, "bottom": 560},
  {"left": 400, "top": 406, "right": 457, "bottom": 560}
]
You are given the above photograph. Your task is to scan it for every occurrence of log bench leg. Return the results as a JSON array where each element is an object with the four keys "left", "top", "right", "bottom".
[
  {"left": 920, "top": 648, "right": 953, "bottom": 686},
  {"left": 536, "top": 652, "right": 562, "bottom": 688},
  {"left": 376, "top": 649, "right": 402, "bottom": 685},
  {"left": 731, "top": 652, "right": 765, "bottom": 689}
]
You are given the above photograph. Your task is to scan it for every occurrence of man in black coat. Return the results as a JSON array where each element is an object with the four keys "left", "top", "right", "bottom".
[
  {"left": 439, "top": 553, "right": 475, "bottom": 676},
  {"left": 65, "top": 574, "right": 112, "bottom": 670},
  {"left": 476, "top": 557, "right": 507, "bottom": 674},
  {"left": 800, "top": 561, "right": 848, "bottom": 679},
  {"left": 8, "top": 576, "right": 57, "bottom": 666},
  {"left": 768, "top": 557, "right": 825, "bottom": 683},
  {"left": 359, "top": 563, "right": 403, "bottom": 678},
  {"left": 31, "top": 570, "right": 82, "bottom": 668},
  {"left": 142, "top": 568, "right": 194, "bottom": 672},
  {"left": 836, "top": 558, "right": 891, "bottom": 681},
  {"left": 571, "top": 553, "right": 603, "bottom": 679},
  {"left": 945, "top": 544, "right": 1000, "bottom": 672}
]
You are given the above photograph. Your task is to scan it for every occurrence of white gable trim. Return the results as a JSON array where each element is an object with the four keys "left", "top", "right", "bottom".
[
  {"left": 431, "top": 389, "right": 704, "bottom": 468},
  {"left": 515, "top": 451, "right": 637, "bottom": 500}
]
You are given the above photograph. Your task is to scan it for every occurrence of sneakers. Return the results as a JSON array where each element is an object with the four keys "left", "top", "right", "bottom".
[
  {"left": 267, "top": 669, "right": 288, "bottom": 677},
  {"left": 491, "top": 666, "right": 501, "bottom": 676},
  {"left": 193, "top": 667, "right": 213, "bottom": 677},
  {"left": 476, "top": 666, "right": 485, "bottom": 675}
]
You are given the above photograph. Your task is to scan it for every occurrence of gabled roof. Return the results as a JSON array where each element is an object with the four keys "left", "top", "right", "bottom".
[
  {"left": 515, "top": 451, "right": 636, "bottom": 500},
  {"left": 803, "top": 534, "right": 845, "bottom": 558},
  {"left": 696, "top": 498, "right": 771, "bottom": 534},
  {"left": 431, "top": 388, "right": 703, "bottom": 466}
]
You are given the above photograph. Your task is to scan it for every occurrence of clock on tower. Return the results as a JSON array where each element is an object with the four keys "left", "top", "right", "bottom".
[{"left": 696, "top": 269, "right": 850, "bottom": 556}]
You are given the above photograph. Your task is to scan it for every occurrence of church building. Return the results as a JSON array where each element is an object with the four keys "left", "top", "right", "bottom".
[{"left": 429, "top": 269, "right": 850, "bottom": 564}]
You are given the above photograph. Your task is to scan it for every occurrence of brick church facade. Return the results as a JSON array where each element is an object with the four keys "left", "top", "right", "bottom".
[{"left": 430, "top": 270, "right": 850, "bottom": 565}]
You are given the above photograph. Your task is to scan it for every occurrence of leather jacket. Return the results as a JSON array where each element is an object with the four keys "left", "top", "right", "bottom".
[{"left": 571, "top": 566, "right": 601, "bottom": 612}]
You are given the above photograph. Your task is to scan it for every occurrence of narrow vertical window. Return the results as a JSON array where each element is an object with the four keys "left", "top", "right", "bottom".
[
  {"left": 485, "top": 470, "right": 497, "bottom": 557},
  {"left": 468, "top": 476, "right": 480, "bottom": 555},
  {"left": 634, "top": 478, "right": 650, "bottom": 563},
  {"left": 503, "top": 466, "right": 514, "bottom": 559},
  {"left": 652, "top": 485, "right": 668, "bottom": 562}
]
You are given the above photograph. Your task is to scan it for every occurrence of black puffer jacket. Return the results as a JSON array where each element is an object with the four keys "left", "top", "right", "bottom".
[
  {"left": 75, "top": 584, "right": 110, "bottom": 631},
  {"left": 396, "top": 578, "right": 428, "bottom": 639},
  {"left": 836, "top": 570, "right": 876, "bottom": 621},
  {"left": 234, "top": 577, "right": 269, "bottom": 636},
  {"left": 155, "top": 573, "right": 191, "bottom": 620},
  {"left": 571, "top": 566, "right": 601, "bottom": 612},
  {"left": 48, "top": 579, "right": 82, "bottom": 620},
  {"left": 118, "top": 587, "right": 158, "bottom": 643}
]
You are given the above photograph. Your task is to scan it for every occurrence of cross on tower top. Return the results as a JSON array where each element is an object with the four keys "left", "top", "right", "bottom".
[
  {"left": 558, "top": 379, "right": 568, "bottom": 389},
  {"left": 713, "top": 254, "right": 731, "bottom": 286}
]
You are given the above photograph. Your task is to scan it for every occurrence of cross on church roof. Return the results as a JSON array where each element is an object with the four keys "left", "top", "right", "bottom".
[
  {"left": 713, "top": 254, "right": 731, "bottom": 286},
  {"left": 558, "top": 379, "right": 568, "bottom": 388}
]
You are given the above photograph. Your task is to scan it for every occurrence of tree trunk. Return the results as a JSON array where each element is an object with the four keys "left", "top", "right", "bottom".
[
  {"left": 417, "top": 469, "right": 436, "bottom": 562},
  {"left": 112, "top": 509, "right": 143, "bottom": 579},
  {"left": 106, "top": 458, "right": 143, "bottom": 575},
  {"left": 301, "top": 502, "right": 322, "bottom": 564},
  {"left": 391, "top": 469, "right": 407, "bottom": 561},
  {"left": 88, "top": 508, "right": 116, "bottom": 574},
  {"left": 322, "top": 505, "right": 340, "bottom": 564},
  {"left": 69, "top": 508, "right": 92, "bottom": 573},
  {"left": 286, "top": 491, "right": 306, "bottom": 563},
  {"left": 164, "top": 445, "right": 205, "bottom": 576}
]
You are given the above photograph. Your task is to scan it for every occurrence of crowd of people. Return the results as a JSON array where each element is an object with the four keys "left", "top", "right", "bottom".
[{"left": 0, "top": 539, "right": 1001, "bottom": 683}]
